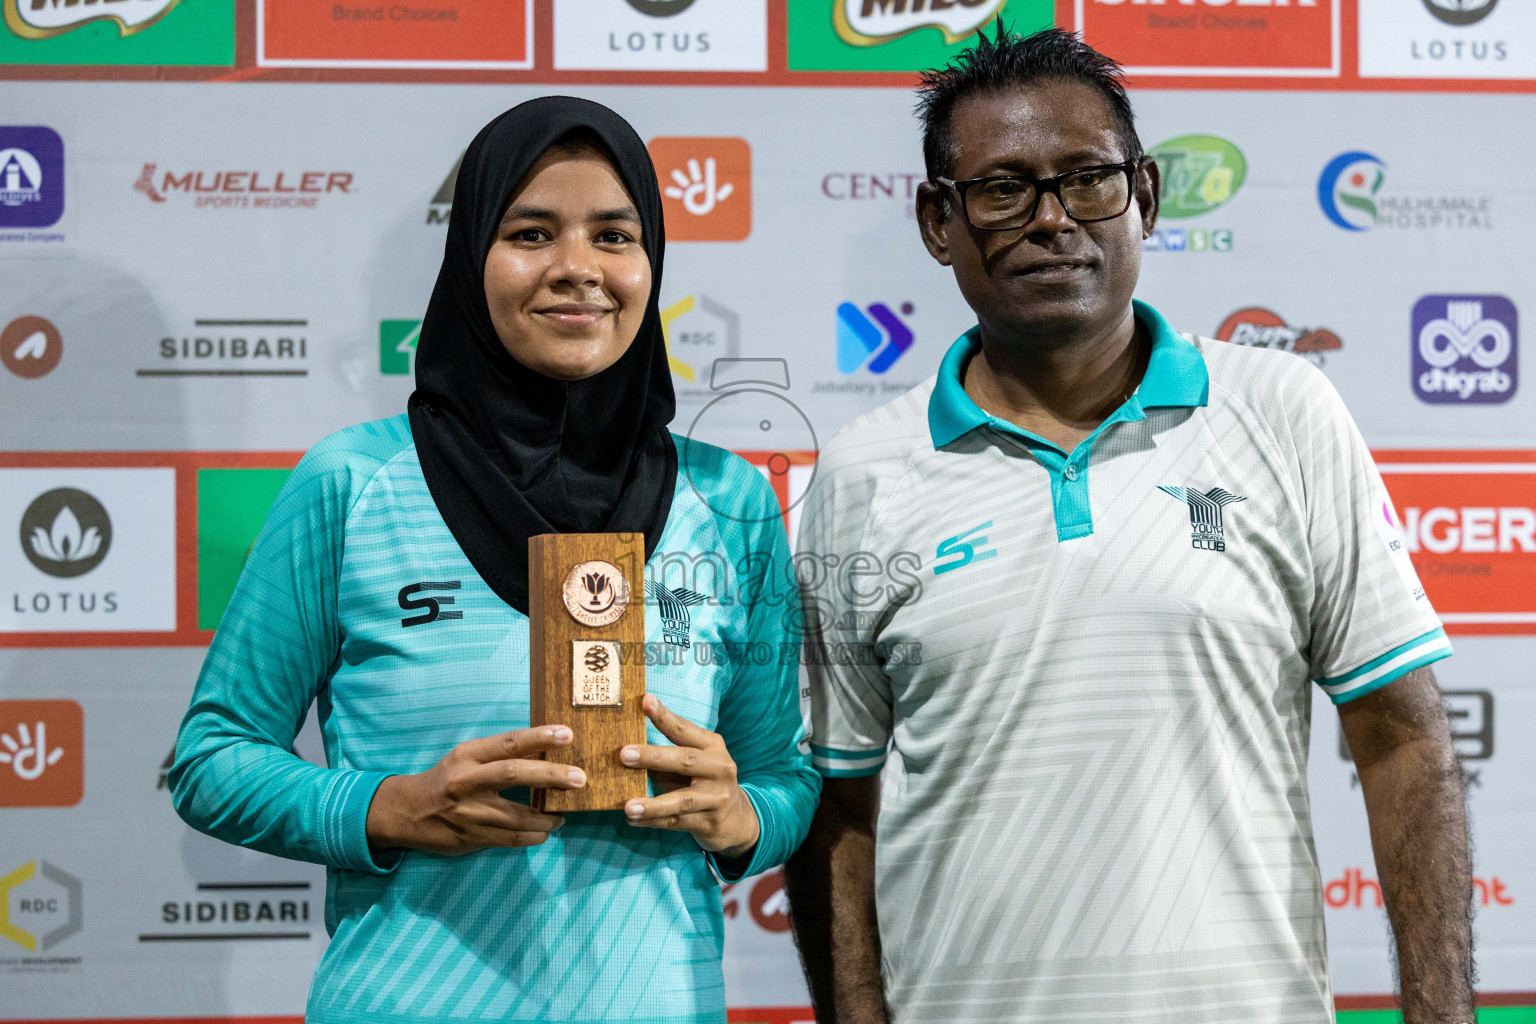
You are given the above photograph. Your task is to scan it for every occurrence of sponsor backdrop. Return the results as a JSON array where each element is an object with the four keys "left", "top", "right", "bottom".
[{"left": 1, "top": 0, "right": 1532, "bottom": 1021}]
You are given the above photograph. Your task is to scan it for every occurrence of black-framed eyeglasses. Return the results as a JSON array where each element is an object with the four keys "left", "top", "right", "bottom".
[{"left": 937, "top": 160, "right": 1140, "bottom": 231}]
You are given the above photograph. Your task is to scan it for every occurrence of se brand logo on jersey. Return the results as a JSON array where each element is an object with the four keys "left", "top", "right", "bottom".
[
  {"left": 3, "top": 0, "right": 179, "bottom": 39},
  {"left": 0, "top": 126, "right": 64, "bottom": 230},
  {"left": 1076, "top": 0, "right": 1338, "bottom": 77},
  {"left": 1148, "top": 134, "right": 1246, "bottom": 219},
  {"left": 649, "top": 137, "right": 750, "bottom": 242},
  {"left": 933, "top": 520, "right": 997, "bottom": 575},
  {"left": 399, "top": 581, "right": 463, "bottom": 628},
  {"left": 1411, "top": 295, "right": 1516, "bottom": 404},
  {"left": 0, "top": 701, "right": 82, "bottom": 807},
  {"left": 1216, "top": 307, "right": 1342, "bottom": 365},
  {"left": 836, "top": 301, "right": 914, "bottom": 374}
]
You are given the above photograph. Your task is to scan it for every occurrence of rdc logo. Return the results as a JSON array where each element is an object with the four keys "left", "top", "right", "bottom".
[{"left": 1411, "top": 294, "right": 1517, "bottom": 404}]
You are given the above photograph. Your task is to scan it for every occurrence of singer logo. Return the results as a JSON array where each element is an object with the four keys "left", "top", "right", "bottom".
[
  {"left": 1076, "top": 0, "right": 1338, "bottom": 77},
  {"left": 648, "top": 137, "right": 751, "bottom": 242},
  {"left": 1377, "top": 451, "right": 1536, "bottom": 634}
]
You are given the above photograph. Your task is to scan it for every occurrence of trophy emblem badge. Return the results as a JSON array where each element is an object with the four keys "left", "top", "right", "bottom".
[{"left": 561, "top": 559, "right": 630, "bottom": 627}]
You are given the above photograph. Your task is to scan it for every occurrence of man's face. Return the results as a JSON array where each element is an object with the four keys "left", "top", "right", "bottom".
[{"left": 917, "top": 79, "right": 1159, "bottom": 345}]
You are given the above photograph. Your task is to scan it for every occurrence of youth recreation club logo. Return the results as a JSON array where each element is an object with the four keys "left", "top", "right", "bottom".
[{"left": 1318, "top": 151, "right": 1492, "bottom": 231}]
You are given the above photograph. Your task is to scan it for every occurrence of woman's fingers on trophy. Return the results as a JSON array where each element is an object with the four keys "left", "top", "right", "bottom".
[
  {"left": 460, "top": 756, "right": 586, "bottom": 793},
  {"left": 456, "top": 725, "right": 573, "bottom": 765},
  {"left": 641, "top": 695, "right": 714, "bottom": 748},
  {"left": 623, "top": 784, "right": 720, "bottom": 828},
  {"left": 619, "top": 740, "right": 714, "bottom": 778},
  {"left": 462, "top": 797, "right": 565, "bottom": 834}
]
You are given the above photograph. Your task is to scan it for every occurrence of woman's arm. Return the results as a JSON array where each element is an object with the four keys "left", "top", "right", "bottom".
[{"left": 168, "top": 441, "right": 398, "bottom": 874}]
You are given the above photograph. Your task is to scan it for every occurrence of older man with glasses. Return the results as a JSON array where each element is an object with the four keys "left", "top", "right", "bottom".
[{"left": 785, "top": 25, "right": 1474, "bottom": 1024}]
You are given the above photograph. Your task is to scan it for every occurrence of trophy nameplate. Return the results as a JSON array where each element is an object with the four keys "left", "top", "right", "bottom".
[{"left": 528, "top": 533, "right": 647, "bottom": 813}]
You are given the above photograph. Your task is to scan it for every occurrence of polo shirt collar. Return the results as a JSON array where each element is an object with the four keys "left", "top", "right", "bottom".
[{"left": 927, "top": 299, "right": 1209, "bottom": 449}]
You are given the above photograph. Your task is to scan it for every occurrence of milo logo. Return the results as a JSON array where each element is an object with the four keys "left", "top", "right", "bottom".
[{"left": 1149, "top": 134, "right": 1247, "bottom": 220}]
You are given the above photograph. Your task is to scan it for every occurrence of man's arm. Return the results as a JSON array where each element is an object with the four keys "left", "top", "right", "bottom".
[
  {"left": 1339, "top": 665, "right": 1475, "bottom": 1024},
  {"left": 785, "top": 776, "right": 886, "bottom": 1024}
]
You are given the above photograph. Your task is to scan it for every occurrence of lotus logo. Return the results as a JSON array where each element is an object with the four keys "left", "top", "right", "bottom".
[
  {"left": 3, "top": 0, "right": 180, "bottom": 39},
  {"left": 19, "top": 489, "right": 111, "bottom": 579},
  {"left": 1422, "top": 0, "right": 1498, "bottom": 26}
]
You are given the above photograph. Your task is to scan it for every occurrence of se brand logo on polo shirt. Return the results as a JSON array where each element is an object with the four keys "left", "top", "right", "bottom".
[
  {"left": 933, "top": 520, "right": 997, "bottom": 575},
  {"left": 1159, "top": 485, "right": 1246, "bottom": 552}
]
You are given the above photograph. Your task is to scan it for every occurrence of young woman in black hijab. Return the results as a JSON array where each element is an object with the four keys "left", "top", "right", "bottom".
[{"left": 171, "top": 97, "right": 819, "bottom": 1023}]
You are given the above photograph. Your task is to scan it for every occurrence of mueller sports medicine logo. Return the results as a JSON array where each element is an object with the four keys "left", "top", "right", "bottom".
[
  {"left": 834, "top": 0, "right": 1006, "bottom": 47},
  {"left": 399, "top": 581, "right": 462, "bottom": 628},
  {"left": 1318, "top": 151, "right": 1492, "bottom": 232},
  {"left": 4, "top": 0, "right": 178, "bottom": 38},
  {"left": 20, "top": 488, "right": 111, "bottom": 579},
  {"left": 134, "top": 164, "right": 354, "bottom": 210},
  {"left": 649, "top": 137, "right": 750, "bottom": 242},
  {"left": 0, "top": 126, "right": 64, "bottom": 233},
  {"left": 836, "top": 301, "right": 914, "bottom": 374},
  {"left": 1217, "top": 307, "right": 1342, "bottom": 366},
  {"left": 0, "top": 860, "right": 81, "bottom": 954},
  {"left": 1159, "top": 485, "right": 1246, "bottom": 551},
  {"left": 1411, "top": 295, "right": 1516, "bottom": 404}
]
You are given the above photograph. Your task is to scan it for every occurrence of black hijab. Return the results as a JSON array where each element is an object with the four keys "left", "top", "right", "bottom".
[{"left": 408, "top": 96, "right": 677, "bottom": 615}]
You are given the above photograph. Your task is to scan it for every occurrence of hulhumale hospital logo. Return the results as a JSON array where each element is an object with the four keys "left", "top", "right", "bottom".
[
  {"left": 1411, "top": 294, "right": 1517, "bottom": 404},
  {"left": 20, "top": 488, "right": 112, "bottom": 579},
  {"left": 1319, "top": 150, "right": 1493, "bottom": 231},
  {"left": 1423, "top": 0, "right": 1498, "bottom": 26},
  {"left": 1318, "top": 151, "right": 1386, "bottom": 231}
]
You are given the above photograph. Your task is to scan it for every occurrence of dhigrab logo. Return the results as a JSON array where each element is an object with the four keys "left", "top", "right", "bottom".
[{"left": 1411, "top": 294, "right": 1517, "bottom": 404}]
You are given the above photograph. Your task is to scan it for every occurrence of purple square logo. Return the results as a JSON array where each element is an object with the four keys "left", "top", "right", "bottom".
[
  {"left": 1411, "top": 294, "right": 1517, "bottom": 405},
  {"left": 0, "top": 126, "right": 65, "bottom": 230}
]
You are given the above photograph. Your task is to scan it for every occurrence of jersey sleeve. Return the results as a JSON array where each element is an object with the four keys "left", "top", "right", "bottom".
[
  {"left": 707, "top": 457, "right": 821, "bottom": 881},
  {"left": 1290, "top": 368, "right": 1452, "bottom": 705},
  {"left": 168, "top": 439, "right": 400, "bottom": 875},
  {"left": 797, "top": 445, "right": 894, "bottom": 778}
]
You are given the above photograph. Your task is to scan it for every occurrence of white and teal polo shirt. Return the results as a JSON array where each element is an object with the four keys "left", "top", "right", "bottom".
[{"left": 798, "top": 300, "right": 1450, "bottom": 1024}]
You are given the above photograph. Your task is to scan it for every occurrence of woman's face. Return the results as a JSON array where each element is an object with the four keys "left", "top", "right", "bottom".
[{"left": 484, "top": 145, "right": 652, "bottom": 381}]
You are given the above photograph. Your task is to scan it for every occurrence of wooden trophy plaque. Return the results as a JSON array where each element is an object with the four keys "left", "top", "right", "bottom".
[{"left": 528, "top": 532, "right": 648, "bottom": 813}]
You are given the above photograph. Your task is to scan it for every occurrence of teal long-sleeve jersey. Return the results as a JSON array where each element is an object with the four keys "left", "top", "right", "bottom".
[{"left": 169, "top": 415, "right": 819, "bottom": 1024}]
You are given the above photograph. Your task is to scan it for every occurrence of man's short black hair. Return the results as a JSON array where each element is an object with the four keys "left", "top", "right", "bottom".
[{"left": 916, "top": 24, "right": 1143, "bottom": 184}]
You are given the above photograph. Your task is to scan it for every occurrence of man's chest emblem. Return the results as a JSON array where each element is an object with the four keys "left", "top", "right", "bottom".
[
  {"left": 1158, "top": 485, "right": 1247, "bottom": 552},
  {"left": 646, "top": 580, "right": 708, "bottom": 648}
]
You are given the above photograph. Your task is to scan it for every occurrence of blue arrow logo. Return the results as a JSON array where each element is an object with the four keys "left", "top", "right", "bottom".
[{"left": 837, "top": 301, "right": 914, "bottom": 374}]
